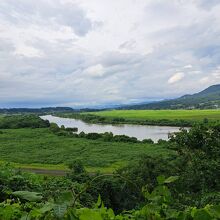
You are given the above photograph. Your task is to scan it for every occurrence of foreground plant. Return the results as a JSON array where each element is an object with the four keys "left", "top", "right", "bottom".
[{"left": 0, "top": 175, "right": 219, "bottom": 220}]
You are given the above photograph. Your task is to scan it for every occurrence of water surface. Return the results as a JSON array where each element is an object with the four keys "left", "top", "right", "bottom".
[{"left": 41, "top": 115, "right": 182, "bottom": 142}]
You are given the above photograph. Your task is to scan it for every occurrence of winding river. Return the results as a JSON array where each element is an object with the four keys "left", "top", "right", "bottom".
[{"left": 41, "top": 115, "right": 184, "bottom": 142}]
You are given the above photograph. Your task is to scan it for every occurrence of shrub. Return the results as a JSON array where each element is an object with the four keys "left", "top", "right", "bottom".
[
  {"left": 157, "top": 139, "right": 167, "bottom": 144},
  {"left": 113, "top": 135, "right": 138, "bottom": 143},
  {"left": 102, "top": 132, "right": 114, "bottom": 141},
  {"left": 142, "top": 138, "right": 154, "bottom": 144},
  {"left": 0, "top": 115, "right": 50, "bottom": 129},
  {"left": 86, "top": 133, "right": 102, "bottom": 140},
  {"left": 66, "top": 127, "right": 78, "bottom": 132},
  {"left": 49, "top": 123, "right": 60, "bottom": 133},
  {"left": 78, "top": 131, "right": 86, "bottom": 138}
]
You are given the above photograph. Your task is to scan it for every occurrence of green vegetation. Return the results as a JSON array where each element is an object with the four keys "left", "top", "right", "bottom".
[
  {"left": 57, "top": 109, "right": 220, "bottom": 126},
  {"left": 0, "top": 122, "right": 219, "bottom": 219},
  {"left": 1, "top": 165, "right": 219, "bottom": 220},
  {"left": 88, "top": 109, "right": 220, "bottom": 121},
  {"left": 0, "top": 114, "right": 50, "bottom": 129},
  {"left": 0, "top": 114, "right": 219, "bottom": 219},
  {"left": 0, "top": 107, "right": 74, "bottom": 114},
  {"left": 0, "top": 127, "right": 171, "bottom": 171},
  {"left": 50, "top": 122, "right": 151, "bottom": 143}
]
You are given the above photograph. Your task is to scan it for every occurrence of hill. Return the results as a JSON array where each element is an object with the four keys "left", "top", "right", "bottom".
[
  {"left": 120, "top": 84, "right": 220, "bottom": 110},
  {"left": 0, "top": 107, "right": 75, "bottom": 114}
]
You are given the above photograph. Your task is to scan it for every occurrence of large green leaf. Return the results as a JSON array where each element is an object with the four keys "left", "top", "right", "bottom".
[
  {"left": 55, "top": 191, "right": 73, "bottom": 205},
  {"left": 79, "top": 209, "right": 103, "bottom": 220},
  {"left": 12, "top": 191, "right": 43, "bottom": 202},
  {"left": 53, "top": 203, "right": 68, "bottom": 219}
]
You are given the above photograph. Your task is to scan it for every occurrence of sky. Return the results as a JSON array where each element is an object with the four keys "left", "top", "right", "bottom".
[{"left": 0, "top": 0, "right": 220, "bottom": 108}]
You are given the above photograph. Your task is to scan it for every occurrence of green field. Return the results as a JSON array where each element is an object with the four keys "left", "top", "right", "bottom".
[
  {"left": 87, "top": 109, "right": 220, "bottom": 122},
  {"left": 0, "top": 128, "right": 173, "bottom": 172}
]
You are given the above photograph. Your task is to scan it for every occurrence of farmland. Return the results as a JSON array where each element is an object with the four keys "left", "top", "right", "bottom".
[
  {"left": 55, "top": 109, "right": 220, "bottom": 127},
  {"left": 85, "top": 109, "right": 220, "bottom": 122}
]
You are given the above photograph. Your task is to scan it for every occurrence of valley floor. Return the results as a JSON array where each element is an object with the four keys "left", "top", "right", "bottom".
[
  {"left": 0, "top": 128, "right": 173, "bottom": 173},
  {"left": 87, "top": 109, "right": 220, "bottom": 122}
]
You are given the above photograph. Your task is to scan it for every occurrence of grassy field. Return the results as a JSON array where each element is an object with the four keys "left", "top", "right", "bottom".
[
  {"left": 87, "top": 109, "right": 220, "bottom": 122},
  {"left": 0, "top": 128, "right": 173, "bottom": 172}
]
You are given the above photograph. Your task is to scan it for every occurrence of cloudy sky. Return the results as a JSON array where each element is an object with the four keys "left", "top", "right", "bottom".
[{"left": 0, "top": 0, "right": 220, "bottom": 108}]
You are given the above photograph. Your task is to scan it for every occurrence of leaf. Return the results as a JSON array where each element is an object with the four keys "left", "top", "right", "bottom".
[
  {"left": 95, "top": 195, "right": 102, "bottom": 208},
  {"left": 157, "top": 175, "right": 166, "bottom": 185},
  {"left": 66, "top": 209, "right": 79, "bottom": 220},
  {"left": 53, "top": 203, "right": 68, "bottom": 218},
  {"left": 207, "top": 205, "right": 220, "bottom": 218},
  {"left": 79, "top": 209, "right": 103, "bottom": 220},
  {"left": 107, "top": 208, "right": 115, "bottom": 218},
  {"left": 164, "top": 176, "right": 179, "bottom": 184},
  {"left": 12, "top": 191, "right": 43, "bottom": 202},
  {"left": 38, "top": 203, "right": 54, "bottom": 214},
  {"left": 193, "top": 209, "right": 212, "bottom": 220},
  {"left": 56, "top": 191, "right": 73, "bottom": 205},
  {"left": 20, "top": 213, "right": 31, "bottom": 220},
  {"left": 142, "top": 185, "right": 151, "bottom": 199}
]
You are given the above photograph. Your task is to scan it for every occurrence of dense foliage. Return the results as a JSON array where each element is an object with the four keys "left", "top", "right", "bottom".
[
  {"left": 0, "top": 115, "right": 50, "bottom": 129},
  {"left": 0, "top": 152, "right": 220, "bottom": 219},
  {"left": 169, "top": 123, "right": 220, "bottom": 207}
]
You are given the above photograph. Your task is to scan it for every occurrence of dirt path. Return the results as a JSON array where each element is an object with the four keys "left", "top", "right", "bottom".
[{"left": 19, "top": 167, "right": 70, "bottom": 176}]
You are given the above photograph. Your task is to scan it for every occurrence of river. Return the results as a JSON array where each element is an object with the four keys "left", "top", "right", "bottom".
[{"left": 41, "top": 115, "right": 183, "bottom": 142}]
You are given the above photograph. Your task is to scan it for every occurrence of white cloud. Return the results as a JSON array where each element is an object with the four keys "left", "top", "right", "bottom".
[
  {"left": 183, "top": 64, "right": 193, "bottom": 69},
  {"left": 13, "top": 44, "right": 44, "bottom": 58},
  {"left": 85, "top": 64, "right": 105, "bottom": 77},
  {"left": 200, "top": 76, "right": 210, "bottom": 84},
  {"left": 168, "top": 72, "right": 185, "bottom": 84}
]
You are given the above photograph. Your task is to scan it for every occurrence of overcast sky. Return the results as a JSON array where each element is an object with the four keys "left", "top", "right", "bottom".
[{"left": 0, "top": 0, "right": 220, "bottom": 108}]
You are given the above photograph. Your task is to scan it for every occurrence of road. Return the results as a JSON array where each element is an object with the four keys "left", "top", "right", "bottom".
[{"left": 19, "top": 167, "right": 70, "bottom": 176}]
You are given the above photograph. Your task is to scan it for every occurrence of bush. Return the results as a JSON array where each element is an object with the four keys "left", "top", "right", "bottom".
[
  {"left": 49, "top": 123, "right": 60, "bottom": 133},
  {"left": 0, "top": 115, "right": 50, "bottom": 129},
  {"left": 86, "top": 133, "right": 102, "bottom": 140},
  {"left": 60, "top": 125, "right": 65, "bottom": 130},
  {"left": 142, "top": 138, "right": 154, "bottom": 144},
  {"left": 102, "top": 132, "right": 114, "bottom": 141},
  {"left": 78, "top": 131, "right": 86, "bottom": 138},
  {"left": 157, "top": 139, "right": 167, "bottom": 144},
  {"left": 66, "top": 127, "right": 78, "bottom": 132},
  {"left": 113, "top": 135, "right": 138, "bottom": 143}
]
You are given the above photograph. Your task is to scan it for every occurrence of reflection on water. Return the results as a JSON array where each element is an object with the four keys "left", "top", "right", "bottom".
[{"left": 41, "top": 115, "right": 182, "bottom": 142}]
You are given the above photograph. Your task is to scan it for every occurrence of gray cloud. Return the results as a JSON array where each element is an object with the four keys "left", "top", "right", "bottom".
[
  {"left": 196, "top": 0, "right": 220, "bottom": 10},
  {"left": 0, "top": 0, "right": 93, "bottom": 36},
  {"left": 0, "top": 0, "right": 220, "bottom": 107}
]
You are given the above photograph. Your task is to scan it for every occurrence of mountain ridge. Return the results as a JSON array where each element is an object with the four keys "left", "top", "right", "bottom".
[{"left": 119, "top": 84, "right": 220, "bottom": 110}]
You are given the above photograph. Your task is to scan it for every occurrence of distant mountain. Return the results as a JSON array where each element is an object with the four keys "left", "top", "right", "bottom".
[
  {"left": 120, "top": 84, "right": 220, "bottom": 110},
  {"left": 0, "top": 107, "right": 76, "bottom": 114}
]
